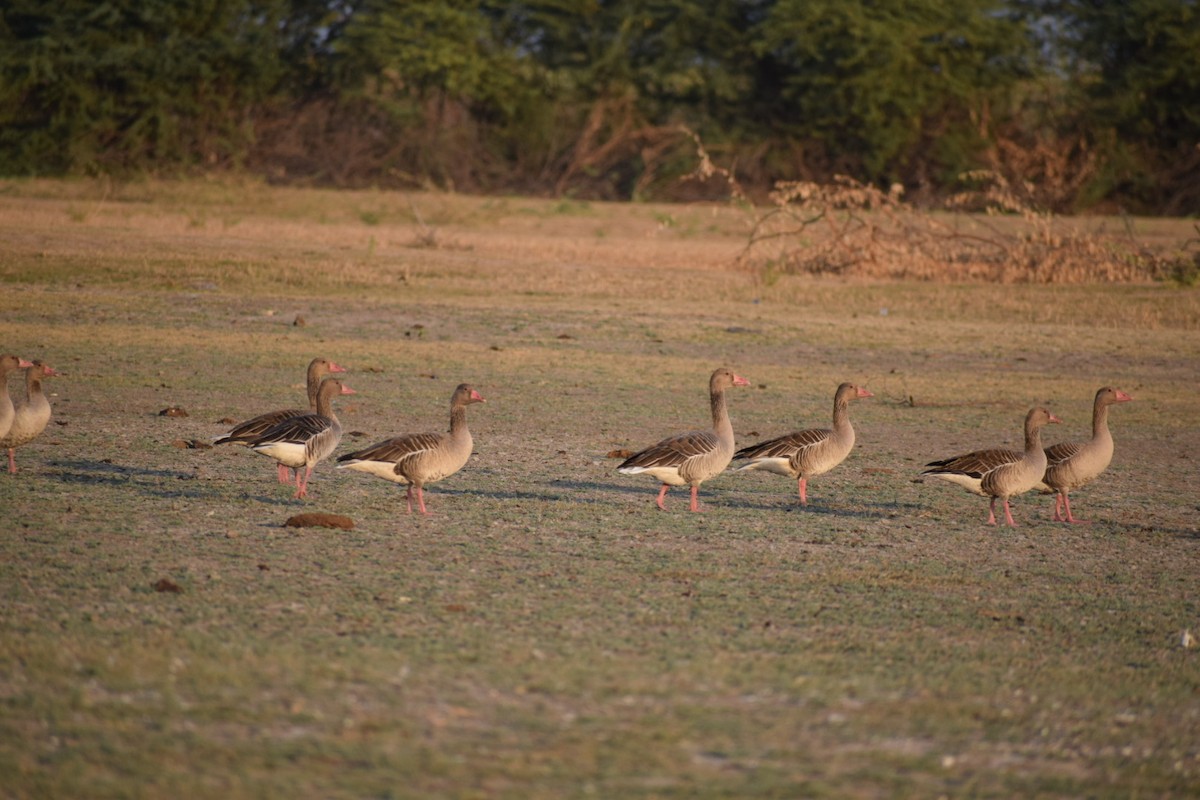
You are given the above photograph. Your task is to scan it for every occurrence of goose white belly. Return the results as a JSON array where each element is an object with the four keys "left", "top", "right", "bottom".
[
  {"left": 733, "top": 456, "right": 794, "bottom": 477},
  {"left": 618, "top": 464, "right": 687, "bottom": 486},
  {"left": 337, "top": 458, "right": 412, "bottom": 484},
  {"left": 926, "top": 472, "right": 987, "bottom": 496},
  {"left": 251, "top": 441, "right": 308, "bottom": 468}
]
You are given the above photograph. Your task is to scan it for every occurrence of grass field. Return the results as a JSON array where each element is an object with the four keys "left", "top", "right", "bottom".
[{"left": 1, "top": 178, "right": 1198, "bottom": 798}]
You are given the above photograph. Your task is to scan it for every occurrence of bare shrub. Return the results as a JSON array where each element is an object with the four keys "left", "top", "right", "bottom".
[
  {"left": 984, "top": 126, "right": 1103, "bottom": 214},
  {"left": 690, "top": 139, "right": 1189, "bottom": 284},
  {"left": 554, "top": 96, "right": 697, "bottom": 200}
]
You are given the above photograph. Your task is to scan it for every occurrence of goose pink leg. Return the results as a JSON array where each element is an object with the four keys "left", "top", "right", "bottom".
[
  {"left": 1052, "top": 494, "right": 1065, "bottom": 521},
  {"left": 405, "top": 485, "right": 431, "bottom": 515},
  {"left": 689, "top": 485, "right": 702, "bottom": 513},
  {"left": 655, "top": 484, "right": 670, "bottom": 511},
  {"left": 1059, "top": 492, "right": 1089, "bottom": 524},
  {"left": 7, "top": 448, "right": 17, "bottom": 474},
  {"left": 797, "top": 477, "right": 809, "bottom": 506},
  {"left": 988, "top": 497, "right": 1019, "bottom": 526},
  {"left": 1002, "top": 498, "right": 1018, "bottom": 527},
  {"left": 294, "top": 467, "right": 313, "bottom": 499}
]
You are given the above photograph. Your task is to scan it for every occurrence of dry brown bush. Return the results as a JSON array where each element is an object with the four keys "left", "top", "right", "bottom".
[{"left": 719, "top": 168, "right": 1192, "bottom": 285}]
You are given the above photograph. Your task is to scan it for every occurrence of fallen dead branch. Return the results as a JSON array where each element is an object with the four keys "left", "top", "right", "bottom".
[{"left": 686, "top": 133, "right": 1194, "bottom": 284}]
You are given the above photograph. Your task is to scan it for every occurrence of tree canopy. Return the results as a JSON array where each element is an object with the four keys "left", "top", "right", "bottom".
[{"left": 1, "top": 0, "right": 1195, "bottom": 212}]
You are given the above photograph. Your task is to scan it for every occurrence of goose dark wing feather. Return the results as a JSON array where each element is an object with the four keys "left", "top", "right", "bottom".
[
  {"left": 735, "top": 428, "right": 830, "bottom": 460},
  {"left": 253, "top": 413, "right": 332, "bottom": 446},
  {"left": 216, "top": 408, "right": 306, "bottom": 444},
  {"left": 923, "top": 447, "right": 1021, "bottom": 479},
  {"left": 1044, "top": 441, "right": 1083, "bottom": 468},
  {"left": 620, "top": 430, "right": 718, "bottom": 470}
]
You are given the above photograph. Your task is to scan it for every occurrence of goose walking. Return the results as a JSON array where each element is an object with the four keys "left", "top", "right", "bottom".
[
  {"left": 0, "top": 354, "right": 35, "bottom": 441},
  {"left": 0, "top": 360, "right": 57, "bottom": 473},
  {"left": 249, "top": 377, "right": 354, "bottom": 499},
  {"left": 214, "top": 357, "right": 347, "bottom": 484},
  {"left": 617, "top": 367, "right": 750, "bottom": 512},
  {"left": 732, "top": 382, "right": 872, "bottom": 505},
  {"left": 1039, "top": 386, "right": 1133, "bottom": 523},
  {"left": 337, "top": 384, "right": 486, "bottom": 516},
  {"left": 922, "top": 407, "right": 1061, "bottom": 526}
]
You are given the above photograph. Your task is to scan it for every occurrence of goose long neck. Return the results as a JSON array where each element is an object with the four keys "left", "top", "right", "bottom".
[
  {"left": 449, "top": 404, "right": 469, "bottom": 436},
  {"left": 0, "top": 362, "right": 17, "bottom": 402},
  {"left": 306, "top": 370, "right": 322, "bottom": 409},
  {"left": 711, "top": 387, "right": 732, "bottom": 438},
  {"left": 315, "top": 389, "right": 338, "bottom": 421},
  {"left": 1024, "top": 422, "right": 1044, "bottom": 455},
  {"left": 26, "top": 375, "right": 43, "bottom": 401},
  {"left": 1092, "top": 398, "right": 1111, "bottom": 440},
  {"left": 832, "top": 397, "right": 852, "bottom": 433}
]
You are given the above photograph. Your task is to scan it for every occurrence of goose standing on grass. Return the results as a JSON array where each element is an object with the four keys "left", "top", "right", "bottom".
[
  {"left": 214, "top": 357, "right": 347, "bottom": 484},
  {"left": 0, "top": 354, "right": 35, "bottom": 441},
  {"left": 337, "top": 384, "right": 486, "bottom": 516},
  {"left": 922, "top": 407, "right": 1061, "bottom": 526},
  {"left": 617, "top": 367, "right": 751, "bottom": 512},
  {"left": 249, "top": 377, "right": 355, "bottom": 499},
  {"left": 1038, "top": 386, "right": 1133, "bottom": 523},
  {"left": 732, "top": 382, "right": 873, "bottom": 505},
  {"left": 0, "top": 359, "right": 57, "bottom": 473}
]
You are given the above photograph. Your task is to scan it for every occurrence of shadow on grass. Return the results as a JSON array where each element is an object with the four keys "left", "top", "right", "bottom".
[
  {"left": 719, "top": 495, "right": 918, "bottom": 518},
  {"left": 235, "top": 491, "right": 319, "bottom": 508},
  {"left": 46, "top": 459, "right": 223, "bottom": 501},
  {"left": 436, "top": 478, "right": 920, "bottom": 519},
  {"left": 435, "top": 478, "right": 746, "bottom": 508}
]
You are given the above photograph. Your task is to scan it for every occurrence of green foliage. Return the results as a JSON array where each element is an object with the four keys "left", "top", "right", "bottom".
[
  {"left": 338, "top": 0, "right": 523, "bottom": 111},
  {"left": 0, "top": 0, "right": 1195, "bottom": 211},
  {"left": 1042, "top": 0, "right": 1200, "bottom": 151},
  {"left": 1048, "top": 0, "right": 1200, "bottom": 212},
  {"left": 754, "top": 0, "right": 1030, "bottom": 180},
  {"left": 495, "top": 1, "right": 758, "bottom": 118},
  {"left": 0, "top": 0, "right": 290, "bottom": 174}
]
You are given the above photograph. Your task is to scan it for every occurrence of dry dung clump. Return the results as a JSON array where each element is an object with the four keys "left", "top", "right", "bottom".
[{"left": 284, "top": 513, "right": 355, "bottom": 530}]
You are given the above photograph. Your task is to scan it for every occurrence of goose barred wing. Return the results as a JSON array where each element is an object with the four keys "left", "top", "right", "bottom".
[
  {"left": 923, "top": 447, "right": 1022, "bottom": 479},
  {"left": 620, "top": 430, "right": 718, "bottom": 471},
  {"left": 216, "top": 408, "right": 305, "bottom": 444},
  {"left": 1043, "top": 440, "right": 1083, "bottom": 468},
  {"left": 252, "top": 413, "right": 332, "bottom": 446},
  {"left": 338, "top": 432, "right": 443, "bottom": 465},
  {"left": 735, "top": 428, "right": 830, "bottom": 460}
]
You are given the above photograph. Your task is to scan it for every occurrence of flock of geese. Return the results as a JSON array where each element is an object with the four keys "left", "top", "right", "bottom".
[{"left": 0, "top": 353, "right": 1131, "bottom": 525}]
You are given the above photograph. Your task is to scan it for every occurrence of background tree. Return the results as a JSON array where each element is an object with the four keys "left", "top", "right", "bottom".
[
  {"left": 0, "top": 0, "right": 1195, "bottom": 212},
  {"left": 752, "top": 0, "right": 1031, "bottom": 186},
  {"left": 0, "top": 0, "right": 290, "bottom": 174},
  {"left": 1026, "top": 0, "right": 1200, "bottom": 213}
]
